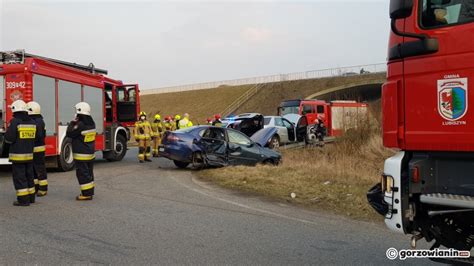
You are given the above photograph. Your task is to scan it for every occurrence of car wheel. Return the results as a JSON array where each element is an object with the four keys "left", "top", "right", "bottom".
[
  {"left": 191, "top": 152, "right": 205, "bottom": 170},
  {"left": 262, "top": 159, "right": 277, "bottom": 166},
  {"left": 268, "top": 135, "right": 280, "bottom": 149},
  {"left": 105, "top": 134, "right": 128, "bottom": 162},
  {"left": 58, "top": 137, "right": 75, "bottom": 172},
  {"left": 173, "top": 160, "right": 190, "bottom": 169}
]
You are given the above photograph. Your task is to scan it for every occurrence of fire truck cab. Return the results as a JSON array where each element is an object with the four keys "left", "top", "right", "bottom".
[
  {"left": 0, "top": 50, "right": 139, "bottom": 171},
  {"left": 368, "top": 0, "right": 474, "bottom": 258},
  {"left": 278, "top": 99, "right": 368, "bottom": 137}
]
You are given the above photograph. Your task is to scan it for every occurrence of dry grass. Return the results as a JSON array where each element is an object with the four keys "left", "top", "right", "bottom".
[
  {"left": 141, "top": 85, "right": 253, "bottom": 124},
  {"left": 196, "top": 121, "right": 395, "bottom": 221}
]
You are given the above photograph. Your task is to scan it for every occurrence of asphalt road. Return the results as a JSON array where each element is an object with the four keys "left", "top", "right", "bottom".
[{"left": 0, "top": 148, "right": 437, "bottom": 265}]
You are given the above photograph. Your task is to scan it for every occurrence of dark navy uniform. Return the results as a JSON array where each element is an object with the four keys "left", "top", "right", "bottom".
[
  {"left": 31, "top": 114, "right": 48, "bottom": 194},
  {"left": 66, "top": 114, "right": 96, "bottom": 197},
  {"left": 5, "top": 111, "right": 37, "bottom": 206}
]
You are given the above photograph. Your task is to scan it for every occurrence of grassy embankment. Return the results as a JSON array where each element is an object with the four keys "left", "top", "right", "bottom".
[{"left": 196, "top": 112, "right": 395, "bottom": 221}]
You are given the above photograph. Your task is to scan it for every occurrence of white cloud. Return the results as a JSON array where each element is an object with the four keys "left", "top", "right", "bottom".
[{"left": 241, "top": 27, "right": 272, "bottom": 43}]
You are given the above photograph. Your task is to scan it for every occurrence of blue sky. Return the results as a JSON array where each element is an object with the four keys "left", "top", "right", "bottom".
[{"left": 0, "top": 0, "right": 390, "bottom": 89}]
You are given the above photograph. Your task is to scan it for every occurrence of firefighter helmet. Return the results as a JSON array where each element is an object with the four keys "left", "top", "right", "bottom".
[
  {"left": 74, "top": 102, "right": 91, "bottom": 116},
  {"left": 11, "top": 100, "right": 27, "bottom": 113},
  {"left": 175, "top": 114, "right": 181, "bottom": 120},
  {"left": 26, "top": 101, "right": 41, "bottom": 115},
  {"left": 154, "top": 114, "right": 161, "bottom": 120},
  {"left": 214, "top": 114, "right": 221, "bottom": 120},
  {"left": 183, "top": 113, "right": 189, "bottom": 118}
]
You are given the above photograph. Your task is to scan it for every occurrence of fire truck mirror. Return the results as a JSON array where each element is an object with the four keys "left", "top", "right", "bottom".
[{"left": 390, "top": 0, "right": 413, "bottom": 19}]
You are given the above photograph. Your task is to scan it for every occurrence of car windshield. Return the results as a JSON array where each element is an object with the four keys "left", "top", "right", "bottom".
[{"left": 264, "top": 117, "right": 271, "bottom": 125}]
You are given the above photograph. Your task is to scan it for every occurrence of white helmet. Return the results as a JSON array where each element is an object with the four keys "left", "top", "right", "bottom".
[
  {"left": 11, "top": 100, "right": 27, "bottom": 113},
  {"left": 74, "top": 102, "right": 91, "bottom": 116},
  {"left": 26, "top": 101, "right": 41, "bottom": 115}
]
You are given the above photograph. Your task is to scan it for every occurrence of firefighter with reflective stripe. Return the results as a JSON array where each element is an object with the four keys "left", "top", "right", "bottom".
[
  {"left": 27, "top": 101, "right": 48, "bottom": 197},
  {"left": 174, "top": 114, "right": 181, "bottom": 130},
  {"left": 5, "top": 100, "right": 37, "bottom": 206},
  {"left": 164, "top": 116, "right": 174, "bottom": 132},
  {"left": 151, "top": 114, "right": 163, "bottom": 157},
  {"left": 179, "top": 113, "right": 193, "bottom": 129},
  {"left": 134, "top": 111, "right": 153, "bottom": 163},
  {"left": 66, "top": 102, "right": 96, "bottom": 201}
]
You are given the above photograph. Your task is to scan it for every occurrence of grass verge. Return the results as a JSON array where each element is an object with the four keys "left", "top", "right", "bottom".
[{"left": 195, "top": 125, "right": 395, "bottom": 221}]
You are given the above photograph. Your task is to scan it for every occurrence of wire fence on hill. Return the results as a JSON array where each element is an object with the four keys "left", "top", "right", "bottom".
[{"left": 141, "top": 63, "right": 387, "bottom": 95}]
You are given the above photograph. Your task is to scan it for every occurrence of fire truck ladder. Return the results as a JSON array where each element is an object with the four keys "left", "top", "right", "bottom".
[{"left": 0, "top": 49, "right": 108, "bottom": 75}]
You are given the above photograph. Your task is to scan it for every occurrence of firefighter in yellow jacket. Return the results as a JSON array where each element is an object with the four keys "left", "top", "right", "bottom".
[
  {"left": 134, "top": 112, "right": 153, "bottom": 163},
  {"left": 164, "top": 116, "right": 174, "bottom": 132},
  {"left": 151, "top": 114, "right": 164, "bottom": 157},
  {"left": 179, "top": 113, "right": 193, "bottom": 129}
]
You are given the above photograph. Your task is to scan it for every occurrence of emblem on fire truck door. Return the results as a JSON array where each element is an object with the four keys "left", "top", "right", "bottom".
[{"left": 438, "top": 78, "right": 468, "bottom": 121}]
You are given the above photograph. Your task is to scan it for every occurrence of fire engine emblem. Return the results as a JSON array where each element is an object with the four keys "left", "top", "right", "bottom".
[
  {"left": 9, "top": 90, "right": 23, "bottom": 101},
  {"left": 438, "top": 78, "right": 468, "bottom": 121}
]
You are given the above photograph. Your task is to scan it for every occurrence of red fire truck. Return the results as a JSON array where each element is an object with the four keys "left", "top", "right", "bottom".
[
  {"left": 0, "top": 50, "right": 139, "bottom": 171},
  {"left": 367, "top": 0, "right": 474, "bottom": 259},
  {"left": 278, "top": 99, "right": 369, "bottom": 137}
]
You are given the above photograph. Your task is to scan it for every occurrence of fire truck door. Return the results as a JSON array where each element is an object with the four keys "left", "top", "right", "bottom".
[{"left": 116, "top": 84, "right": 138, "bottom": 122}]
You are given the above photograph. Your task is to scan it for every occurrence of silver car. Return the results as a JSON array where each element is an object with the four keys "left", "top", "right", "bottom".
[{"left": 263, "top": 115, "right": 308, "bottom": 148}]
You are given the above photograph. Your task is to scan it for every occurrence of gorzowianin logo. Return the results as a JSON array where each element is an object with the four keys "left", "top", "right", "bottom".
[{"left": 386, "top": 247, "right": 471, "bottom": 260}]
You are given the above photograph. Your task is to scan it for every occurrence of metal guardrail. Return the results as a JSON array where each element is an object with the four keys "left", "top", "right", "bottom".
[
  {"left": 141, "top": 63, "right": 386, "bottom": 95},
  {"left": 221, "top": 83, "right": 264, "bottom": 117}
]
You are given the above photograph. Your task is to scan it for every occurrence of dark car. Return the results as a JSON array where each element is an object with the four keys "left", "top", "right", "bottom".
[
  {"left": 222, "top": 113, "right": 264, "bottom": 137},
  {"left": 159, "top": 126, "right": 281, "bottom": 169}
]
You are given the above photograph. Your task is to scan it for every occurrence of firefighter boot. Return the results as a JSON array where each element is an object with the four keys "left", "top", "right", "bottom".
[
  {"left": 37, "top": 190, "right": 47, "bottom": 197},
  {"left": 13, "top": 201, "right": 30, "bottom": 207},
  {"left": 76, "top": 195, "right": 93, "bottom": 201}
]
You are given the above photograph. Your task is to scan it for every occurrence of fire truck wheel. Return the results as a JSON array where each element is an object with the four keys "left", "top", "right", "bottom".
[
  {"left": 58, "top": 138, "right": 75, "bottom": 172},
  {"left": 105, "top": 134, "right": 128, "bottom": 162}
]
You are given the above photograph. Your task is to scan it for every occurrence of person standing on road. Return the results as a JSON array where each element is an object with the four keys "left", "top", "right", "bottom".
[
  {"left": 174, "top": 114, "right": 181, "bottom": 131},
  {"left": 27, "top": 101, "right": 48, "bottom": 197},
  {"left": 179, "top": 113, "right": 193, "bottom": 129},
  {"left": 151, "top": 114, "right": 163, "bottom": 157},
  {"left": 134, "top": 111, "right": 153, "bottom": 163},
  {"left": 164, "top": 116, "right": 174, "bottom": 132},
  {"left": 66, "top": 102, "right": 96, "bottom": 201},
  {"left": 5, "top": 100, "right": 37, "bottom": 206}
]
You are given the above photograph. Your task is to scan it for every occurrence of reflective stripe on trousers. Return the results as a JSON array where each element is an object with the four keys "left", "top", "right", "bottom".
[
  {"left": 33, "top": 146, "right": 46, "bottom": 153},
  {"left": 73, "top": 153, "right": 95, "bottom": 161},
  {"left": 9, "top": 153, "right": 34, "bottom": 162},
  {"left": 80, "top": 182, "right": 95, "bottom": 191},
  {"left": 16, "top": 188, "right": 29, "bottom": 197}
]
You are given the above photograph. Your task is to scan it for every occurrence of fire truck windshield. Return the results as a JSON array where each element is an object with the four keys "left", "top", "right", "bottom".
[{"left": 421, "top": 0, "right": 474, "bottom": 28}]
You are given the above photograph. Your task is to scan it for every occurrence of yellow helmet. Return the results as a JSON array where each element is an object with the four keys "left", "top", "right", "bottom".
[
  {"left": 139, "top": 111, "right": 147, "bottom": 119},
  {"left": 175, "top": 114, "right": 181, "bottom": 120},
  {"left": 154, "top": 114, "right": 161, "bottom": 120}
]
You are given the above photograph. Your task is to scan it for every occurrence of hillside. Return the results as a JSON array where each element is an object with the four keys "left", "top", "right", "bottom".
[
  {"left": 140, "top": 73, "right": 385, "bottom": 123},
  {"left": 234, "top": 73, "right": 385, "bottom": 115},
  {"left": 140, "top": 85, "right": 254, "bottom": 124}
]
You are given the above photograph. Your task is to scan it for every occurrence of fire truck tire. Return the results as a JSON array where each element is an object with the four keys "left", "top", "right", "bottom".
[
  {"left": 58, "top": 138, "right": 75, "bottom": 172},
  {"left": 105, "top": 134, "right": 127, "bottom": 162}
]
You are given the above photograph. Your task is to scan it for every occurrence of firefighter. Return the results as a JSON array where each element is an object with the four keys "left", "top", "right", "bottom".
[
  {"left": 174, "top": 114, "right": 181, "bottom": 130},
  {"left": 179, "top": 113, "right": 193, "bottom": 129},
  {"left": 151, "top": 114, "right": 163, "bottom": 157},
  {"left": 27, "top": 101, "right": 48, "bottom": 197},
  {"left": 212, "top": 114, "right": 223, "bottom": 127},
  {"left": 5, "top": 100, "right": 37, "bottom": 206},
  {"left": 164, "top": 116, "right": 174, "bottom": 131},
  {"left": 134, "top": 111, "right": 153, "bottom": 163},
  {"left": 67, "top": 102, "right": 96, "bottom": 201},
  {"left": 206, "top": 118, "right": 213, "bottom": 125}
]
